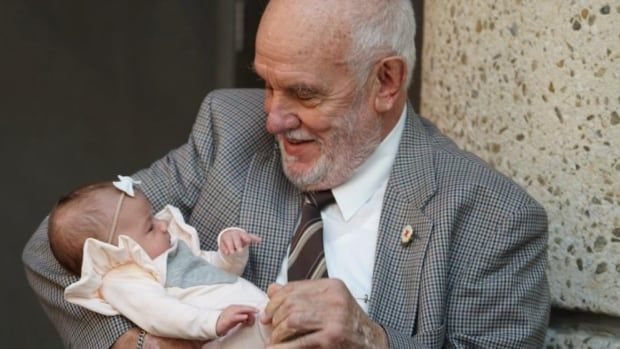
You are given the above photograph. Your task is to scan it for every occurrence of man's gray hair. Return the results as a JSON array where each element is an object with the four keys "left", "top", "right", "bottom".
[{"left": 348, "top": 0, "right": 417, "bottom": 89}]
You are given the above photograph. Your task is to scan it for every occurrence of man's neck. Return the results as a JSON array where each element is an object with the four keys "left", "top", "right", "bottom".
[{"left": 379, "top": 93, "right": 408, "bottom": 140}]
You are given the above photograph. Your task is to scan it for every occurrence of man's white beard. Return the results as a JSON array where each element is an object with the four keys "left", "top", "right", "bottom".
[{"left": 278, "top": 99, "right": 382, "bottom": 191}]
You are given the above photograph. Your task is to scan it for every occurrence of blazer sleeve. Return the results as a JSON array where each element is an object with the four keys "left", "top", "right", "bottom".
[
  {"left": 21, "top": 92, "right": 222, "bottom": 348},
  {"left": 383, "top": 203, "right": 549, "bottom": 349},
  {"left": 445, "top": 203, "right": 550, "bottom": 348},
  {"left": 22, "top": 218, "right": 134, "bottom": 348}
]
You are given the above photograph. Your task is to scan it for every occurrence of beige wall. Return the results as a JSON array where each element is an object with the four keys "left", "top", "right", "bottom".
[{"left": 420, "top": 0, "right": 619, "bottom": 346}]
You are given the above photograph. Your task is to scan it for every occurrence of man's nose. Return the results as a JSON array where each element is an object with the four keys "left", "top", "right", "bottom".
[
  {"left": 266, "top": 111, "right": 300, "bottom": 134},
  {"left": 265, "top": 95, "right": 300, "bottom": 134}
]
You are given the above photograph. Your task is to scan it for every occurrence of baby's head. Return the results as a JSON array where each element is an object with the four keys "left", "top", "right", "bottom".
[{"left": 48, "top": 181, "right": 171, "bottom": 276}]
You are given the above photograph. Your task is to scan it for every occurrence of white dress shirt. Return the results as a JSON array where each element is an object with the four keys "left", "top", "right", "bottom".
[{"left": 275, "top": 106, "right": 407, "bottom": 312}]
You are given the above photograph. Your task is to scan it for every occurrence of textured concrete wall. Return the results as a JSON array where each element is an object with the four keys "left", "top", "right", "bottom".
[
  {"left": 546, "top": 310, "right": 620, "bottom": 348},
  {"left": 420, "top": 0, "right": 619, "bottom": 345},
  {"left": 546, "top": 330, "right": 620, "bottom": 349}
]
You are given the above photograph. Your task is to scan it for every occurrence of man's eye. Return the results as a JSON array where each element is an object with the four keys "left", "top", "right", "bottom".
[{"left": 296, "top": 89, "right": 316, "bottom": 101}]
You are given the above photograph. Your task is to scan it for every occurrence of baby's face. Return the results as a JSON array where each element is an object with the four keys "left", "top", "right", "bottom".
[{"left": 112, "top": 191, "right": 171, "bottom": 259}]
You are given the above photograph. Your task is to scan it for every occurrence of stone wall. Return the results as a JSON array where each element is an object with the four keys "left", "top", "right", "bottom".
[{"left": 420, "top": 0, "right": 619, "bottom": 346}]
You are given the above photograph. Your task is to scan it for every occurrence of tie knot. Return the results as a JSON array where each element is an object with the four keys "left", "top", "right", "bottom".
[{"left": 304, "top": 190, "right": 335, "bottom": 210}]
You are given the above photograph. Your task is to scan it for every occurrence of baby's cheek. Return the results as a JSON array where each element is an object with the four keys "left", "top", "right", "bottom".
[{"left": 162, "top": 240, "right": 172, "bottom": 253}]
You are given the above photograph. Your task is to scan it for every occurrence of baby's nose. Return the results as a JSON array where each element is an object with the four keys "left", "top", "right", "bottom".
[{"left": 153, "top": 219, "right": 167, "bottom": 232}]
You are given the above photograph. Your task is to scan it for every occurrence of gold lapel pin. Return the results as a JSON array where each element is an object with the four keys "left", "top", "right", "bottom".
[{"left": 401, "top": 225, "right": 414, "bottom": 246}]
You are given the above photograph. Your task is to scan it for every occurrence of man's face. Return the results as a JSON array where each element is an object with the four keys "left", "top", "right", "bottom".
[{"left": 253, "top": 2, "right": 382, "bottom": 191}]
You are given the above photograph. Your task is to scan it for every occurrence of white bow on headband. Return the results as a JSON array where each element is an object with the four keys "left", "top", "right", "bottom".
[
  {"left": 112, "top": 175, "right": 142, "bottom": 197},
  {"left": 107, "top": 176, "right": 142, "bottom": 243}
]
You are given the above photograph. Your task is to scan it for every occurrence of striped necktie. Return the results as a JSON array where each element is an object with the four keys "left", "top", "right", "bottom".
[{"left": 287, "top": 190, "right": 335, "bottom": 281}]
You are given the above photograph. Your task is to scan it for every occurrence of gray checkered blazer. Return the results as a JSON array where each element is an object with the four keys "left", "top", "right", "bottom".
[{"left": 23, "top": 89, "right": 549, "bottom": 348}]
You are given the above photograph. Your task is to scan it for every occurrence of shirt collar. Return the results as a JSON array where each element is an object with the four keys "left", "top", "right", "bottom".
[{"left": 331, "top": 105, "right": 407, "bottom": 221}]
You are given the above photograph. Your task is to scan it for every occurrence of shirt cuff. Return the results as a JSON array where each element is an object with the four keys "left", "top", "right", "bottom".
[{"left": 205, "top": 309, "right": 223, "bottom": 338}]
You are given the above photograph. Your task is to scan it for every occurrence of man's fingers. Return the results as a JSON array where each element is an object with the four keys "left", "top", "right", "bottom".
[
  {"left": 266, "top": 330, "right": 325, "bottom": 349},
  {"left": 264, "top": 281, "right": 315, "bottom": 324},
  {"left": 266, "top": 286, "right": 327, "bottom": 344},
  {"left": 262, "top": 283, "right": 286, "bottom": 323},
  {"left": 267, "top": 283, "right": 285, "bottom": 298},
  {"left": 265, "top": 279, "right": 358, "bottom": 346},
  {"left": 269, "top": 304, "right": 327, "bottom": 344},
  {"left": 270, "top": 312, "right": 315, "bottom": 344}
]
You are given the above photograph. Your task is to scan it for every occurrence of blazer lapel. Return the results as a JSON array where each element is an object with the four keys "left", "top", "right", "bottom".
[
  {"left": 368, "top": 105, "right": 437, "bottom": 334},
  {"left": 238, "top": 146, "right": 301, "bottom": 290}
]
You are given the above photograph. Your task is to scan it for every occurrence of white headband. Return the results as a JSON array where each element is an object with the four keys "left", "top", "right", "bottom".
[{"left": 107, "top": 176, "right": 142, "bottom": 243}]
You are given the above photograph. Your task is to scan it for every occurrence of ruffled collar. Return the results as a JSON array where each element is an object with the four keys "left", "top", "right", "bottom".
[{"left": 64, "top": 205, "right": 203, "bottom": 315}]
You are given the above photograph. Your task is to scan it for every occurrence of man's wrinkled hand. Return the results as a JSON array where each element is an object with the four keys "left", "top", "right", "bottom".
[{"left": 261, "top": 279, "right": 388, "bottom": 348}]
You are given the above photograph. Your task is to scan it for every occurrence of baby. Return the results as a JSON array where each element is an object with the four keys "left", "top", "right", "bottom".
[{"left": 48, "top": 176, "right": 270, "bottom": 347}]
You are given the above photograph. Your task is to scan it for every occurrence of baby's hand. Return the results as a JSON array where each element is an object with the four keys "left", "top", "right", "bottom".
[
  {"left": 219, "top": 228, "right": 261, "bottom": 255},
  {"left": 215, "top": 304, "right": 257, "bottom": 336}
]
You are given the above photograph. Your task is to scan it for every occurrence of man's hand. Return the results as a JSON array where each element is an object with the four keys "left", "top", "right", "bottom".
[
  {"left": 261, "top": 279, "right": 389, "bottom": 349},
  {"left": 216, "top": 304, "right": 258, "bottom": 336},
  {"left": 111, "top": 328, "right": 205, "bottom": 349},
  {"left": 219, "top": 228, "right": 261, "bottom": 255}
]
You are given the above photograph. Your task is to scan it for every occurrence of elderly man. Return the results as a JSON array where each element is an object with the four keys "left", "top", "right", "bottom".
[{"left": 23, "top": 0, "right": 550, "bottom": 348}]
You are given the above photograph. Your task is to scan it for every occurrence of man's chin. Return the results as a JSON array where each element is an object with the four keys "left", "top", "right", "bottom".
[
  {"left": 281, "top": 162, "right": 325, "bottom": 190},
  {"left": 282, "top": 160, "right": 352, "bottom": 191},
  {"left": 279, "top": 146, "right": 349, "bottom": 190}
]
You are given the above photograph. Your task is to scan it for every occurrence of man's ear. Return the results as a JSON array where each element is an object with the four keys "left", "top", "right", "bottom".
[{"left": 372, "top": 56, "right": 407, "bottom": 113}]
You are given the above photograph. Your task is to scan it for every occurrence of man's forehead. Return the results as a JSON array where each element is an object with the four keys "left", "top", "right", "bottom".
[
  {"left": 259, "top": 0, "right": 353, "bottom": 48},
  {"left": 253, "top": 41, "right": 351, "bottom": 87},
  {"left": 253, "top": 60, "right": 331, "bottom": 90}
]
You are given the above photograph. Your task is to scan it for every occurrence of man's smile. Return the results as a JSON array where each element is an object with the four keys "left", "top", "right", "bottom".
[{"left": 281, "top": 136, "right": 317, "bottom": 157}]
